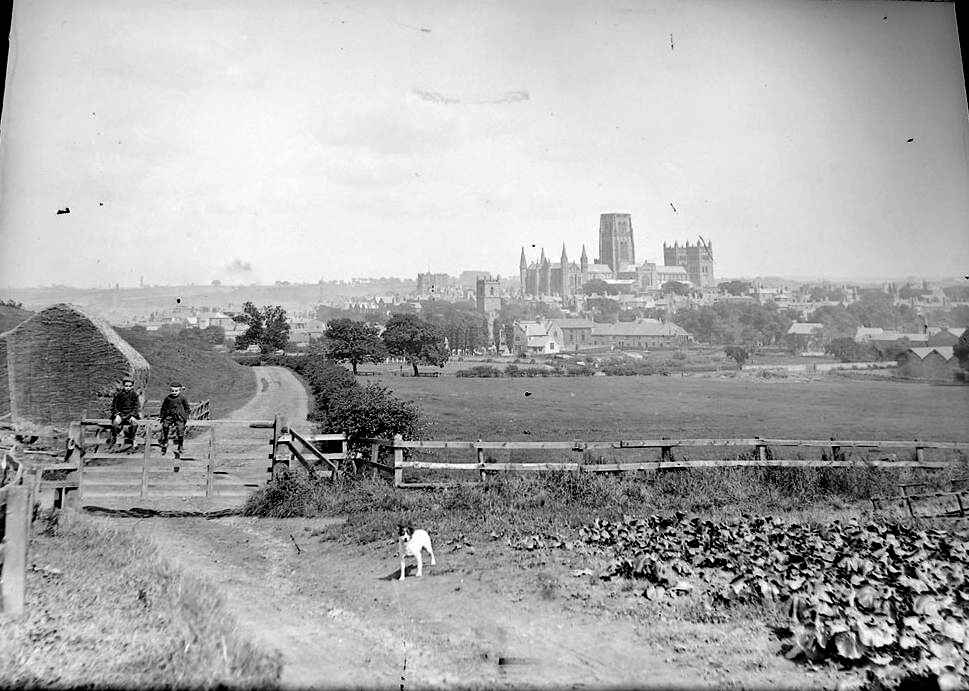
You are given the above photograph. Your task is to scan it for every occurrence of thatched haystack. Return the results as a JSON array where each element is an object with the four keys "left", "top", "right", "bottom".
[{"left": 1, "top": 303, "right": 150, "bottom": 425}]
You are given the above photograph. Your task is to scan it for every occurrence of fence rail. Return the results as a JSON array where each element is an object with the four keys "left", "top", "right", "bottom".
[{"left": 356, "top": 435, "right": 969, "bottom": 488}]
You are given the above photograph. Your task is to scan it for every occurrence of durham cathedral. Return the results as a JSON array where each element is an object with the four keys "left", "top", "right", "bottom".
[{"left": 519, "top": 213, "right": 715, "bottom": 299}]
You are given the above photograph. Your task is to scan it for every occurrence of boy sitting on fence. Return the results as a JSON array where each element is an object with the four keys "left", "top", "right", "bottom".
[
  {"left": 159, "top": 382, "right": 190, "bottom": 459},
  {"left": 110, "top": 377, "right": 142, "bottom": 451}
]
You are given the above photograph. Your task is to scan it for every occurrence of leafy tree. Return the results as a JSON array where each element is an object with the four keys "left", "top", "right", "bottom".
[
  {"left": 824, "top": 336, "right": 877, "bottom": 363},
  {"left": 674, "top": 302, "right": 792, "bottom": 346},
  {"left": 382, "top": 313, "right": 450, "bottom": 376},
  {"left": 953, "top": 329, "right": 969, "bottom": 372},
  {"left": 324, "top": 318, "right": 387, "bottom": 374},
  {"left": 724, "top": 346, "right": 749, "bottom": 368},
  {"left": 324, "top": 383, "right": 425, "bottom": 452},
  {"left": 583, "top": 279, "right": 614, "bottom": 295},
  {"left": 586, "top": 297, "right": 621, "bottom": 323},
  {"left": 234, "top": 302, "right": 291, "bottom": 353},
  {"left": 0, "top": 299, "right": 24, "bottom": 309},
  {"left": 202, "top": 325, "right": 225, "bottom": 345},
  {"left": 718, "top": 280, "right": 750, "bottom": 296},
  {"left": 662, "top": 281, "right": 690, "bottom": 296},
  {"left": 421, "top": 301, "right": 490, "bottom": 353}
]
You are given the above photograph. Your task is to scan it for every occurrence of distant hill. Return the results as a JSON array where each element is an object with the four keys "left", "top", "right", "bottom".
[
  {"left": 0, "top": 304, "right": 33, "bottom": 334},
  {"left": 116, "top": 328, "right": 255, "bottom": 417}
]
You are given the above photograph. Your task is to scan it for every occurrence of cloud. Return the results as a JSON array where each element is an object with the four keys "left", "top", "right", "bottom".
[{"left": 411, "top": 88, "right": 530, "bottom": 105}]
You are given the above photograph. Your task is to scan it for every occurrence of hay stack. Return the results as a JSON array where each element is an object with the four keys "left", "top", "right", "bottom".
[{"left": 0, "top": 303, "right": 150, "bottom": 425}]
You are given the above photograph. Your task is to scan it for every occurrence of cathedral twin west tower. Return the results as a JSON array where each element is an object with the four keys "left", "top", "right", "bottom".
[{"left": 519, "top": 213, "right": 715, "bottom": 299}]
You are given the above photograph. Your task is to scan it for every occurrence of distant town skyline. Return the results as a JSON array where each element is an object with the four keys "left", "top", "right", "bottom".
[{"left": 1, "top": 0, "right": 967, "bottom": 289}]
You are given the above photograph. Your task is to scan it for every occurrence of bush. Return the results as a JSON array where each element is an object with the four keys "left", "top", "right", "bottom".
[
  {"left": 455, "top": 365, "right": 504, "bottom": 378},
  {"left": 273, "top": 354, "right": 424, "bottom": 454},
  {"left": 324, "top": 383, "right": 425, "bottom": 451}
]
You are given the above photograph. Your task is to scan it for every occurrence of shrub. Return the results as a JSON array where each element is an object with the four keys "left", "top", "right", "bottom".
[
  {"left": 455, "top": 365, "right": 504, "bottom": 378},
  {"left": 324, "top": 383, "right": 425, "bottom": 452}
]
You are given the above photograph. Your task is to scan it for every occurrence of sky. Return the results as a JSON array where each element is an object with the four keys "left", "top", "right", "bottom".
[{"left": 0, "top": 0, "right": 967, "bottom": 288}]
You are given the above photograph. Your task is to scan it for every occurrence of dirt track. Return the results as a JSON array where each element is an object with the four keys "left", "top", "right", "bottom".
[{"left": 122, "top": 366, "right": 839, "bottom": 689}]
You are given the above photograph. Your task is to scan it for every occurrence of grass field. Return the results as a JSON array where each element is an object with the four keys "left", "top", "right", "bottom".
[{"left": 373, "top": 372, "right": 969, "bottom": 443}]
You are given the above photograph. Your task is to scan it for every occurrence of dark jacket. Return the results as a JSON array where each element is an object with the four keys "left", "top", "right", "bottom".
[
  {"left": 111, "top": 389, "right": 141, "bottom": 417},
  {"left": 160, "top": 393, "right": 191, "bottom": 422}
]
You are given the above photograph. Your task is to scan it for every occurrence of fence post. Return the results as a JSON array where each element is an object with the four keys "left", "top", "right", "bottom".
[
  {"left": 271, "top": 415, "right": 290, "bottom": 479},
  {"left": 205, "top": 425, "right": 215, "bottom": 498},
  {"left": 477, "top": 440, "right": 486, "bottom": 484},
  {"left": 393, "top": 434, "right": 404, "bottom": 487},
  {"left": 660, "top": 436, "right": 672, "bottom": 464},
  {"left": 141, "top": 421, "right": 152, "bottom": 498},
  {"left": 915, "top": 440, "right": 925, "bottom": 465},
  {"left": 370, "top": 442, "right": 380, "bottom": 481},
  {"left": 829, "top": 437, "right": 842, "bottom": 464},
  {"left": 2, "top": 485, "right": 28, "bottom": 616},
  {"left": 755, "top": 436, "right": 766, "bottom": 463}
]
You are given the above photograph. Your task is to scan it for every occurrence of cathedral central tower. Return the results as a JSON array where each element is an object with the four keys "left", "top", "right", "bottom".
[{"left": 598, "top": 213, "right": 635, "bottom": 272}]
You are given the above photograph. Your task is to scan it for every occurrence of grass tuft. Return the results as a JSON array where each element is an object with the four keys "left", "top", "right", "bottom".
[{"left": 0, "top": 516, "right": 281, "bottom": 689}]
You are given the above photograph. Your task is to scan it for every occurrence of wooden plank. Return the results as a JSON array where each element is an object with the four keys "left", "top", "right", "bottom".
[
  {"left": 290, "top": 430, "right": 338, "bottom": 473},
  {"left": 140, "top": 421, "right": 153, "bottom": 499},
  {"left": 383, "top": 437, "right": 969, "bottom": 451},
  {"left": 1, "top": 485, "right": 28, "bottom": 616},
  {"left": 206, "top": 426, "right": 215, "bottom": 498},
  {"left": 304, "top": 434, "right": 349, "bottom": 442},
  {"left": 393, "top": 434, "right": 404, "bottom": 487},
  {"left": 395, "top": 458, "right": 958, "bottom": 472}
]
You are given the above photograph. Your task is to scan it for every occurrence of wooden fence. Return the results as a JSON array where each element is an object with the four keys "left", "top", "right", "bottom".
[
  {"left": 1, "top": 447, "right": 29, "bottom": 615},
  {"left": 356, "top": 435, "right": 969, "bottom": 488}
]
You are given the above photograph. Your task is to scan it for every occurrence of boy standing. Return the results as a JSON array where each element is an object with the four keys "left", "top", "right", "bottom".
[
  {"left": 159, "top": 382, "right": 191, "bottom": 458},
  {"left": 110, "top": 378, "right": 142, "bottom": 451}
]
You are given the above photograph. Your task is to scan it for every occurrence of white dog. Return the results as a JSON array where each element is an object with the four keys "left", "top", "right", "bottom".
[{"left": 397, "top": 523, "right": 436, "bottom": 581}]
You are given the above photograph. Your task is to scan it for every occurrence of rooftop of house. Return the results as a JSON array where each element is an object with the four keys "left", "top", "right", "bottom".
[
  {"left": 787, "top": 322, "right": 824, "bottom": 335},
  {"left": 590, "top": 321, "right": 691, "bottom": 337},
  {"left": 906, "top": 346, "right": 955, "bottom": 361}
]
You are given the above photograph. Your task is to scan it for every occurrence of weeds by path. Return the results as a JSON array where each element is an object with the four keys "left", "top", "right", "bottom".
[
  {"left": 0, "top": 515, "right": 281, "bottom": 689},
  {"left": 242, "top": 464, "right": 949, "bottom": 544}
]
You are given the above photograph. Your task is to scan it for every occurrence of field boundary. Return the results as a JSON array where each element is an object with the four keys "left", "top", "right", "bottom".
[{"left": 358, "top": 434, "right": 969, "bottom": 488}]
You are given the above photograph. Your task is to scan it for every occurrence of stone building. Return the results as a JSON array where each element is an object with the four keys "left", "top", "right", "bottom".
[
  {"left": 599, "top": 213, "right": 636, "bottom": 273},
  {"left": 0, "top": 303, "right": 150, "bottom": 426},
  {"left": 663, "top": 240, "right": 716, "bottom": 287},
  {"left": 475, "top": 276, "right": 501, "bottom": 315}
]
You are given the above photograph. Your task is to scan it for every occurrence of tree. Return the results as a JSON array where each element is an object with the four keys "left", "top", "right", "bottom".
[
  {"left": 324, "top": 383, "right": 425, "bottom": 452},
  {"left": 662, "top": 281, "right": 690, "bottom": 296},
  {"left": 202, "top": 324, "right": 225, "bottom": 345},
  {"left": 586, "top": 297, "right": 620, "bottom": 323},
  {"left": 234, "top": 302, "right": 291, "bottom": 353},
  {"left": 824, "top": 336, "right": 875, "bottom": 363},
  {"left": 324, "top": 318, "right": 387, "bottom": 374},
  {"left": 382, "top": 313, "right": 450, "bottom": 376},
  {"left": 583, "top": 279, "right": 614, "bottom": 295},
  {"left": 953, "top": 329, "right": 969, "bottom": 372},
  {"left": 724, "top": 346, "right": 749, "bottom": 368},
  {"left": 718, "top": 280, "right": 750, "bottom": 297}
]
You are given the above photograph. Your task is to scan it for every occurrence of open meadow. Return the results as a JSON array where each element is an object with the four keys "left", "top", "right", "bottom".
[{"left": 372, "top": 371, "right": 969, "bottom": 444}]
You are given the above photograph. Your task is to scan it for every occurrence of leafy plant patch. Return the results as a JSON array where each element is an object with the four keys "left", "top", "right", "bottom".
[{"left": 519, "top": 513, "right": 969, "bottom": 686}]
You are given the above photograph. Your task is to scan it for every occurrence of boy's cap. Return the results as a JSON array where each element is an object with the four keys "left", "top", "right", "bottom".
[
  {"left": 169, "top": 382, "right": 183, "bottom": 388},
  {"left": 122, "top": 378, "right": 134, "bottom": 384}
]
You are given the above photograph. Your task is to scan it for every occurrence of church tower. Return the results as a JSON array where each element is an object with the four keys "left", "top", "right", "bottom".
[
  {"left": 580, "top": 244, "right": 589, "bottom": 286},
  {"left": 539, "top": 248, "right": 550, "bottom": 296},
  {"left": 519, "top": 247, "right": 528, "bottom": 297},
  {"left": 559, "top": 244, "right": 569, "bottom": 298},
  {"left": 599, "top": 213, "right": 636, "bottom": 273}
]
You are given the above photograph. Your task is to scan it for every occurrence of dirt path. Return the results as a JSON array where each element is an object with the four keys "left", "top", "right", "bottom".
[
  {"left": 124, "top": 516, "right": 834, "bottom": 690},
  {"left": 227, "top": 366, "right": 309, "bottom": 424}
]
